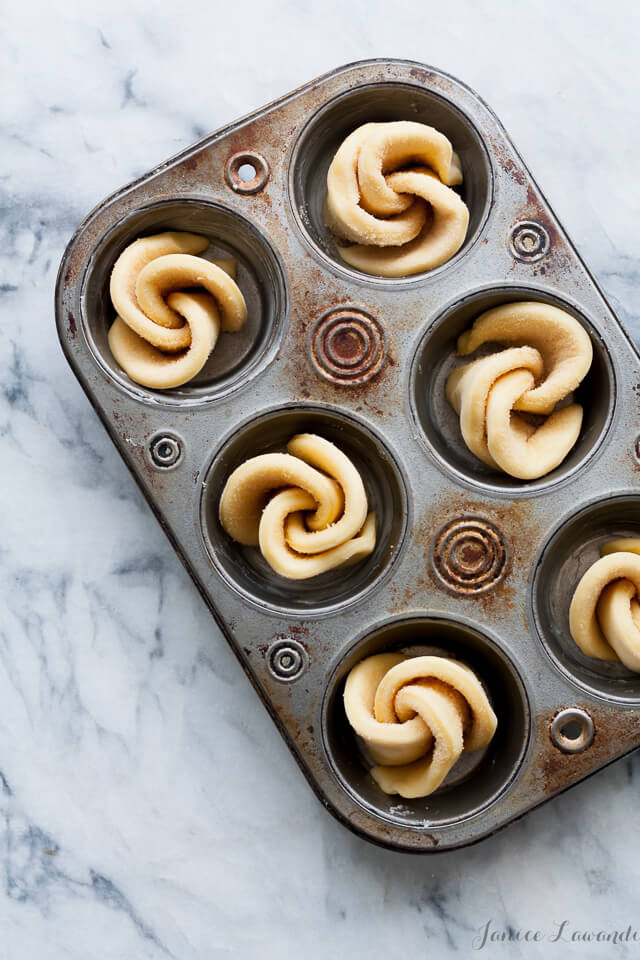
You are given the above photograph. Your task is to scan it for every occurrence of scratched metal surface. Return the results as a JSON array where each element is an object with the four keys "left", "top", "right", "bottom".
[{"left": 55, "top": 60, "right": 640, "bottom": 852}]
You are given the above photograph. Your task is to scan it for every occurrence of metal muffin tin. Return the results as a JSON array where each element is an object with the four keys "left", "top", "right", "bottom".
[{"left": 55, "top": 60, "right": 640, "bottom": 852}]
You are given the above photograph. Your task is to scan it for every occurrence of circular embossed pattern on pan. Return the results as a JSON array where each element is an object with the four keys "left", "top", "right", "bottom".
[
  {"left": 432, "top": 517, "right": 507, "bottom": 594},
  {"left": 267, "top": 638, "right": 308, "bottom": 682},
  {"left": 225, "top": 151, "right": 270, "bottom": 195},
  {"left": 322, "top": 616, "right": 530, "bottom": 830},
  {"left": 308, "top": 308, "right": 387, "bottom": 385},
  {"left": 147, "top": 433, "right": 183, "bottom": 470},
  {"left": 509, "top": 220, "right": 550, "bottom": 262},
  {"left": 549, "top": 708, "right": 594, "bottom": 754}
]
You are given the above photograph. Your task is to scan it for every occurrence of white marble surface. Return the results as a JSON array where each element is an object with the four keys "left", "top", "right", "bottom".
[{"left": 2, "top": 2, "right": 640, "bottom": 957}]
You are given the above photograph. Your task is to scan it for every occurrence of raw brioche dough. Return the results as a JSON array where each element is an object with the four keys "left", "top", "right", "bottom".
[
  {"left": 569, "top": 540, "right": 640, "bottom": 671},
  {"left": 446, "top": 302, "right": 593, "bottom": 479},
  {"left": 219, "top": 434, "right": 376, "bottom": 580},
  {"left": 325, "top": 121, "right": 469, "bottom": 277},
  {"left": 108, "top": 231, "right": 247, "bottom": 388},
  {"left": 344, "top": 653, "right": 497, "bottom": 799},
  {"left": 601, "top": 538, "right": 640, "bottom": 557}
]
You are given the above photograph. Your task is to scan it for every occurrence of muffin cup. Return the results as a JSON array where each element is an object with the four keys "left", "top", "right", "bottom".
[
  {"left": 533, "top": 494, "right": 640, "bottom": 703},
  {"left": 322, "top": 615, "right": 530, "bottom": 828},
  {"left": 410, "top": 284, "right": 616, "bottom": 495},
  {"left": 289, "top": 81, "right": 493, "bottom": 285},
  {"left": 200, "top": 405, "right": 409, "bottom": 616},
  {"left": 81, "top": 198, "right": 288, "bottom": 406}
]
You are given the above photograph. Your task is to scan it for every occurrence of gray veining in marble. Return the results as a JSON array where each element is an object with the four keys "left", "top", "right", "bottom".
[{"left": 2, "top": 2, "right": 640, "bottom": 957}]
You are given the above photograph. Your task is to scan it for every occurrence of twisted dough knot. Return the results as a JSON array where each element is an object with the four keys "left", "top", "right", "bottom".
[
  {"left": 344, "top": 653, "right": 497, "bottom": 799},
  {"left": 446, "top": 302, "right": 593, "bottom": 479},
  {"left": 325, "top": 121, "right": 469, "bottom": 277},
  {"left": 108, "top": 231, "right": 247, "bottom": 388},
  {"left": 570, "top": 540, "right": 640, "bottom": 671},
  {"left": 219, "top": 434, "right": 376, "bottom": 580}
]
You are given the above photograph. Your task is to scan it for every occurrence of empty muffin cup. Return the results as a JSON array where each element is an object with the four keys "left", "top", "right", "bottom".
[
  {"left": 200, "top": 405, "right": 408, "bottom": 615},
  {"left": 322, "top": 615, "right": 529, "bottom": 828},
  {"left": 533, "top": 494, "right": 640, "bottom": 702},
  {"left": 81, "top": 198, "right": 287, "bottom": 405},
  {"left": 410, "top": 285, "right": 615, "bottom": 494},
  {"left": 289, "top": 82, "right": 493, "bottom": 284}
]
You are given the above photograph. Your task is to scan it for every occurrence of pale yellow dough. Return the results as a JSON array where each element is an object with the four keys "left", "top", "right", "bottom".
[
  {"left": 325, "top": 121, "right": 469, "bottom": 277},
  {"left": 218, "top": 434, "right": 376, "bottom": 580},
  {"left": 108, "top": 231, "right": 247, "bottom": 388},
  {"left": 446, "top": 302, "right": 593, "bottom": 479},
  {"left": 343, "top": 653, "right": 497, "bottom": 799},
  {"left": 569, "top": 540, "right": 640, "bottom": 671}
]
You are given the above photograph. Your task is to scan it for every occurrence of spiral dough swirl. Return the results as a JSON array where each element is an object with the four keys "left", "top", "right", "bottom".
[
  {"left": 325, "top": 121, "right": 469, "bottom": 277},
  {"left": 344, "top": 653, "right": 497, "bottom": 799},
  {"left": 108, "top": 231, "right": 247, "bottom": 388},
  {"left": 446, "top": 302, "right": 593, "bottom": 480},
  {"left": 219, "top": 434, "right": 376, "bottom": 580},
  {"left": 570, "top": 540, "right": 640, "bottom": 671}
]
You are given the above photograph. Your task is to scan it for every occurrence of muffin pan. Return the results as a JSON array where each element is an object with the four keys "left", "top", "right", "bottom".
[{"left": 56, "top": 60, "right": 640, "bottom": 852}]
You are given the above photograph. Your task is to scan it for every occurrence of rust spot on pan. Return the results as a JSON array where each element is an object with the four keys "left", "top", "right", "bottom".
[
  {"left": 408, "top": 66, "right": 449, "bottom": 95},
  {"left": 182, "top": 154, "right": 200, "bottom": 173},
  {"left": 265, "top": 673, "right": 320, "bottom": 756},
  {"left": 521, "top": 186, "right": 559, "bottom": 248},
  {"left": 525, "top": 705, "right": 640, "bottom": 797},
  {"left": 512, "top": 187, "right": 579, "bottom": 281},
  {"left": 487, "top": 134, "right": 527, "bottom": 186},
  {"left": 499, "top": 157, "right": 527, "bottom": 187}
]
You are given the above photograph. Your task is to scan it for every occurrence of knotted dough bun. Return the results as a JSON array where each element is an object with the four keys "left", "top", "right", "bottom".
[
  {"left": 344, "top": 653, "right": 497, "bottom": 798},
  {"left": 446, "top": 302, "right": 593, "bottom": 479},
  {"left": 325, "top": 121, "right": 469, "bottom": 277},
  {"left": 108, "top": 231, "right": 247, "bottom": 388},
  {"left": 219, "top": 434, "right": 376, "bottom": 580},
  {"left": 569, "top": 539, "right": 640, "bottom": 671}
]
